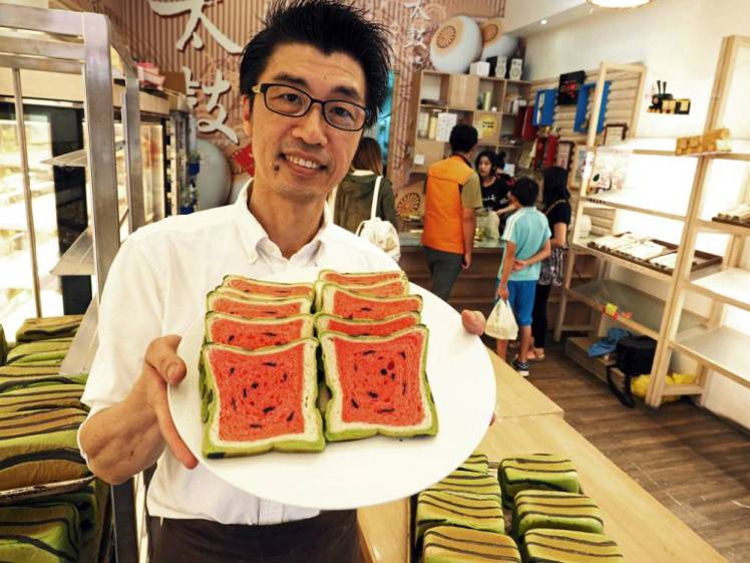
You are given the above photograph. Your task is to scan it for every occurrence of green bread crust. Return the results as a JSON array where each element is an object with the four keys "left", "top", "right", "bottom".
[
  {"left": 500, "top": 453, "right": 579, "bottom": 508},
  {"left": 0, "top": 324, "right": 7, "bottom": 365},
  {"left": 6, "top": 341, "right": 71, "bottom": 364},
  {"left": 221, "top": 275, "right": 315, "bottom": 300},
  {"left": 458, "top": 452, "right": 489, "bottom": 475},
  {"left": 424, "top": 525, "right": 520, "bottom": 563},
  {"left": 318, "top": 325, "right": 438, "bottom": 442},
  {"left": 318, "top": 269, "right": 406, "bottom": 284},
  {"left": 416, "top": 490, "right": 505, "bottom": 547},
  {"left": 523, "top": 529, "right": 624, "bottom": 563},
  {"left": 205, "top": 290, "right": 312, "bottom": 317},
  {"left": 0, "top": 384, "right": 86, "bottom": 413},
  {"left": 428, "top": 469, "right": 502, "bottom": 500},
  {"left": 512, "top": 491, "right": 604, "bottom": 537},
  {"left": 201, "top": 339, "right": 324, "bottom": 458}
]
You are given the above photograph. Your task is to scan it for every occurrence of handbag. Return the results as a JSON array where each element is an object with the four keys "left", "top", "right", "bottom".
[
  {"left": 355, "top": 176, "right": 401, "bottom": 261},
  {"left": 606, "top": 335, "right": 657, "bottom": 407},
  {"left": 484, "top": 299, "right": 518, "bottom": 340}
]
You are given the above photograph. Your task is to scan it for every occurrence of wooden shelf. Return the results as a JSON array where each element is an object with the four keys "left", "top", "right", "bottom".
[
  {"left": 582, "top": 195, "right": 686, "bottom": 222},
  {"left": 697, "top": 218, "right": 750, "bottom": 236},
  {"left": 566, "top": 279, "right": 706, "bottom": 339},
  {"left": 571, "top": 241, "right": 673, "bottom": 282},
  {"left": 599, "top": 138, "right": 750, "bottom": 161},
  {"left": 672, "top": 327, "right": 750, "bottom": 389},
  {"left": 686, "top": 268, "right": 750, "bottom": 313}
]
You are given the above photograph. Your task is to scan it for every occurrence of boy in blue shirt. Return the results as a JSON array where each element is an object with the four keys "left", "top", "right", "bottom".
[{"left": 496, "top": 178, "right": 551, "bottom": 376}]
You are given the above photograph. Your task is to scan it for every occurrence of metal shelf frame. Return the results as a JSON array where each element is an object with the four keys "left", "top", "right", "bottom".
[{"left": 0, "top": 5, "right": 147, "bottom": 563}]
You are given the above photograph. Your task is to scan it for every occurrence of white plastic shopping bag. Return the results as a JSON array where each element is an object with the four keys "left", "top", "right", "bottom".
[{"left": 484, "top": 299, "right": 518, "bottom": 340}]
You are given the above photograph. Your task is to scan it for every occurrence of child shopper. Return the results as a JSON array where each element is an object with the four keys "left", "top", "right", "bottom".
[{"left": 495, "top": 178, "right": 551, "bottom": 376}]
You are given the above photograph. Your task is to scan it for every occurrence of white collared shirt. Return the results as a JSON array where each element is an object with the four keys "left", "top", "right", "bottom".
[{"left": 79, "top": 186, "right": 397, "bottom": 524}]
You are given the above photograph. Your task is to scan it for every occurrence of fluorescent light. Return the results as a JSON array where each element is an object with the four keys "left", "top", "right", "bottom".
[
  {"left": 540, "top": 19, "right": 549, "bottom": 25},
  {"left": 587, "top": 0, "right": 653, "bottom": 7}
]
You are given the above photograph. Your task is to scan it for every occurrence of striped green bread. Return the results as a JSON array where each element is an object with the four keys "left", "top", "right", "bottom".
[
  {"left": 200, "top": 339, "right": 324, "bottom": 458},
  {"left": 416, "top": 490, "right": 505, "bottom": 546},
  {"left": 0, "top": 384, "right": 86, "bottom": 413},
  {"left": 0, "top": 375, "right": 88, "bottom": 394},
  {"left": 0, "top": 408, "right": 90, "bottom": 490},
  {"left": 0, "top": 365, "right": 61, "bottom": 378},
  {"left": 524, "top": 529, "right": 624, "bottom": 563},
  {"left": 318, "top": 326, "right": 437, "bottom": 442},
  {"left": 0, "top": 324, "right": 7, "bottom": 365},
  {"left": 7, "top": 339, "right": 72, "bottom": 364},
  {"left": 427, "top": 469, "right": 501, "bottom": 500},
  {"left": 424, "top": 526, "right": 520, "bottom": 563},
  {"left": 15, "top": 315, "right": 83, "bottom": 343},
  {"left": 459, "top": 452, "right": 489, "bottom": 475},
  {"left": 512, "top": 491, "right": 604, "bottom": 537},
  {"left": 0, "top": 503, "right": 80, "bottom": 562},
  {"left": 500, "top": 454, "right": 579, "bottom": 508}
]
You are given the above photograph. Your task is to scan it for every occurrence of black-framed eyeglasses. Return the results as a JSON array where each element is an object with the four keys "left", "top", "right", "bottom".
[{"left": 251, "top": 83, "right": 369, "bottom": 132}]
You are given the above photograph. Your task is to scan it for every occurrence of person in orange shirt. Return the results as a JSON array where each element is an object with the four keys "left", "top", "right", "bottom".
[{"left": 421, "top": 124, "right": 484, "bottom": 301}]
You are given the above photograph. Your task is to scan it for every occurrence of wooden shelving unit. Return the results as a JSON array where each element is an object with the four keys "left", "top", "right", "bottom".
[
  {"left": 409, "top": 70, "right": 530, "bottom": 173},
  {"left": 647, "top": 34, "right": 750, "bottom": 406},
  {"left": 556, "top": 37, "right": 750, "bottom": 407}
]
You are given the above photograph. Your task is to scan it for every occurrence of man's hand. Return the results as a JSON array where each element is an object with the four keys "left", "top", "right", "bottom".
[
  {"left": 461, "top": 253, "right": 472, "bottom": 270},
  {"left": 497, "top": 283, "right": 509, "bottom": 301},
  {"left": 460, "top": 309, "right": 485, "bottom": 335},
  {"left": 143, "top": 335, "right": 198, "bottom": 470}
]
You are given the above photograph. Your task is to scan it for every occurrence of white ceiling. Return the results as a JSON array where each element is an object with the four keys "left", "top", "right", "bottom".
[{"left": 503, "top": 0, "right": 595, "bottom": 36}]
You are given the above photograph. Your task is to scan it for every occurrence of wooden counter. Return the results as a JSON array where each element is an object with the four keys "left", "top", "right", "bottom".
[{"left": 358, "top": 350, "right": 726, "bottom": 563}]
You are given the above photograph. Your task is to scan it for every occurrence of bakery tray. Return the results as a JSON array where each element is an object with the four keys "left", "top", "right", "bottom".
[{"left": 0, "top": 476, "right": 94, "bottom": 506}]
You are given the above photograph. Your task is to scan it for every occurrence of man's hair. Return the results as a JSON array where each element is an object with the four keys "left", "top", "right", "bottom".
[
  {"left": 511, "top": 177, "right": 539, "bottom": 207},
  {"left": 239, "top": 0, "right": 392, "bottom": 128},
  {"left": 352, "top": 137, "right": 384, "bottom": 175},
  {"left": 449, "top": 124, "right": 478, "bottom": 153},
  {"left": 474, "top": 150, "right": 497, "bottom": 177},
  {"left": 542, "top": 166, "right": 571, "bottom": 208}
]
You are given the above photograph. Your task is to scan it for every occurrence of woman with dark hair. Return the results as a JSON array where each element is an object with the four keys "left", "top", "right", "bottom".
[
  {"left": 475, "top": 150, "right": 504, "bottom": 211},
  {"left": 332, "top": 137, "right": 398, "bottom": 234},
  {"left": 526, "top": 165, "right": 572, "bottom": 361}
]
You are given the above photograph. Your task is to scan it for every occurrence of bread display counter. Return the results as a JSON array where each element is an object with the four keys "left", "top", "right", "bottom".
[{"left": 357, "top": 349, "right": 727, "bottom": 563}]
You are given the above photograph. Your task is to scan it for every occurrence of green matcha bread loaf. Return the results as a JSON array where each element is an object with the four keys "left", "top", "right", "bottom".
[
  {"left": 500, "top": 453, "right": 579, "bottom": 508},
  {"left": 0, "top": 503, "right": 81, "bottom": 562},
  {"left": 416, "top": 490, "right": 505, "bottom": 546},
  {"left": 523, "top": 529, "right": 624, "bottom": 563},
  {"left": 427, "top": 469, "right": 501, "bottom": 500},
  {"left": 512, "top": 491, "right": 604, "bottom": 537},
  {"left": 423, "top": 525, "right": 520, "bottom": 563}
]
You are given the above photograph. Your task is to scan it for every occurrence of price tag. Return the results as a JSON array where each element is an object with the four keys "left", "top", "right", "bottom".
[{"left": 604, "top": 303, "right": 618, "bottom": 317}]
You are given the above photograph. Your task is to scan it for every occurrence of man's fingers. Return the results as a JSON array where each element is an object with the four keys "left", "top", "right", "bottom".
[
  {"left": 461, "top": 310, "right": 486, "bottom": 335},
  {"left": 145, "top": 335, "right": 187, "bottom": 384},
  {"left": 146, "top": 366, "right": 198, "bottom": 469}
]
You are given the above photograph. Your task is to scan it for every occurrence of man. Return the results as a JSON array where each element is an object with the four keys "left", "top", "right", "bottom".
[
  {"left": 495, "top": 178, "right": 551, "bottom": 377},
  {"left": 78, "top": 2, "right": 484, "bottom": 561},
  {"left": 421, "top": 124, "right": 484, "bottom": 302}
]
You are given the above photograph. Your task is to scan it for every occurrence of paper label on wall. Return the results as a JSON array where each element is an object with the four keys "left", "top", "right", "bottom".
[
  {"left": 414, "top": 154, "right": 425, "bottom": 165},
  {"left": 436, "top": 113, "right": 458, "bottom": 142}
]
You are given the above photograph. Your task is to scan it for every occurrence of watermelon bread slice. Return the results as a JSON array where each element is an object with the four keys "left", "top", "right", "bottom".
[
  {"left": 318, "top": 269, "right": 405, "bottom": 286},
  {"left": 206, "top": 289, "right": 311, "bottom": 320},
  {"left": 318, "top": 285, "right": 422, "bottom": 320},
  {"left": 312, "top": 277, "right": 409, "bottom": 310},
  {"left": 314, "top": 312, "right": 420, "bottom": 337},
  {"left": 201, "top": 338, "right": 324, "bottom": 457},
  {"left": 222, "top": 275, "right": 314, "bottom": 300},
  {"left": 318, "top": 325, "right": 438, "bottom": 441},
  {"left": 205, "top": 312, "right": 314, "bottom": 350}
]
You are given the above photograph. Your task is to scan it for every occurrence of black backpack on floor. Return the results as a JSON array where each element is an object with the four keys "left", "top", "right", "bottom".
[{"left": 606, "top": 335, "right": 657, "bottom": 407}]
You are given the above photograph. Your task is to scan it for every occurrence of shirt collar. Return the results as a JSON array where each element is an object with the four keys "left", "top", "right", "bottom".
[{"left": 233, "top": 180, "right": 335, "bottom": 265}]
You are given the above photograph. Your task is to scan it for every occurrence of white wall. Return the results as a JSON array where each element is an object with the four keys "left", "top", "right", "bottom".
[
  {"left": 524, "top": 0, "right": 750, "bottom": 427},
  {"left": 524, "top": 0, "right": 750, "bottom": 138}
]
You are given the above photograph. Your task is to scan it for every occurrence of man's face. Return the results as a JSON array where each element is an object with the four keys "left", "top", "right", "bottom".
[{"left": 242, "top": 43, "right": 366, "bottom": 204}]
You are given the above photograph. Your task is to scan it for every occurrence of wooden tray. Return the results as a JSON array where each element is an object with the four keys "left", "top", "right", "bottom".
[
  {"left": 588, "top": 235, "right": 722, "bottom": 274},
  {"left": 711, "top": 216, "right": 750, "bottom": 229},
  {"left": 0, "top": 476, "right": 94, "bottom": 506}
]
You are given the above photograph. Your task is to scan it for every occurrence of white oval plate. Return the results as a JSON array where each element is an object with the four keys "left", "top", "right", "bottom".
[{"left": 169, "top": 268, "right": 495, "bottom": 510}]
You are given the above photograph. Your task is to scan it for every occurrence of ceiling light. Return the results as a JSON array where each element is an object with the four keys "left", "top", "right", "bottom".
[
  {"left": 540, "top": 19, "right": 549, "bottom": 25},
  {"left": 587, "top": 0, "right": 653, "bottom": 8}
]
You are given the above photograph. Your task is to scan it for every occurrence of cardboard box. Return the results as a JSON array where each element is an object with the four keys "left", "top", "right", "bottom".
[
  {"left": 447, "top": 74, "right": 479, "bottom": 110},
  {"left": 413, "top": 139, "right": 447, "bottom": 173}
]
